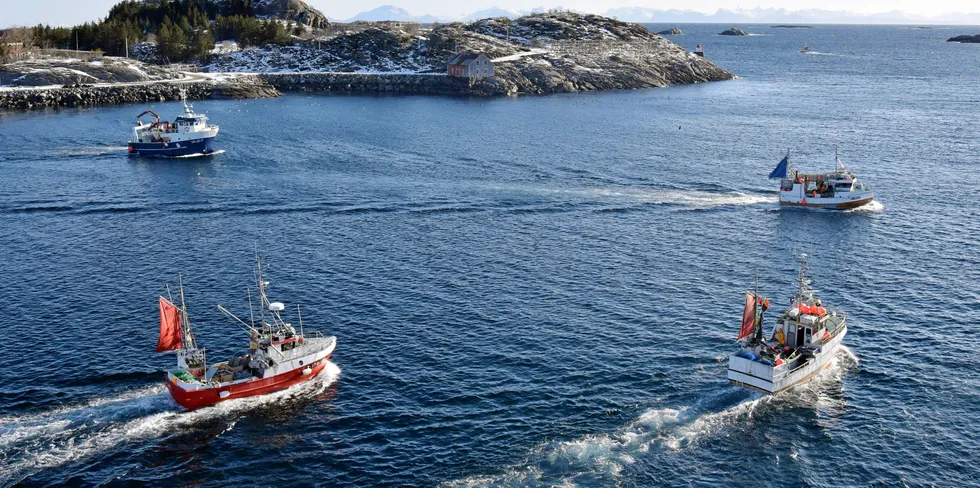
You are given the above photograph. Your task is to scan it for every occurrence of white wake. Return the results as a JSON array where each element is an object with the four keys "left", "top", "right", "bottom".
[
  {"left": 0, "top": 362, "right": 341, "bottom": 485},
  {"left": 444, "top": 348, "right": 858, "bottom": 487}
]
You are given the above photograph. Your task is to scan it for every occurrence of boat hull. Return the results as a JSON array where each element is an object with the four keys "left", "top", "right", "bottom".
[
  {"left": 166, "top": 352, "right": 332, "bottom": 410},
  {"left": 779, "top": 195, "right": 874, "bottom": 210},
  {"left": 129, "top": 136, "right": 216, "bottom": 157},
  {"left": 728, "top": 325, "right": 846, "bottom": 394}
]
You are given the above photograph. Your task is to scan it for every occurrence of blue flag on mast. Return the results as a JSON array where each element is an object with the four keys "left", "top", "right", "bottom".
[{"left": 769, "top": 156, "right": 789, "bottom": 179}]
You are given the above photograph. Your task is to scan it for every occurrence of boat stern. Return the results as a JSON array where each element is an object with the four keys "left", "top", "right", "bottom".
[
  {"left": 728, "top": 353, "right": 776, "bottom": 393},
  {"left": 165, "top": 371, "right": 220, "bottom": 410}
]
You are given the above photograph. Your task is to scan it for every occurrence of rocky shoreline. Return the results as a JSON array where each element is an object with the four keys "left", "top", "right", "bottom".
[
  {"left": 1, "top": 13, "right": 737, "bottom": 111},
  {"left": 946, "top": 34, "right": 980, "bottom": 43},
  {"left": 0, "top": 57, "right": 735, "bottom": 110},
  {"left": 259, "top": 73, "right": 516, "bottom": 96}
]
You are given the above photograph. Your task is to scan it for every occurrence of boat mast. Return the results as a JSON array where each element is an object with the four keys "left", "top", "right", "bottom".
[
  {"left": 257, "top": 256, "right": 267, "bottom": 336},
  {"left": 298, "top": 304, "right": 304, "bottom": 338},
  {"left": 797, "top": 254, "right": 808, "bottom": 303},
  {"left": 754, "top": 269, "right": 765, "bottom": 343},
  {"left": 834, "top": 144, "right": 847, "bottom": 174},
  {"left": 178, "top": 273, "right": 197, "bottom": 350},
  {"left": 248, "top": 287, "right": 255, "bottom": 329}
]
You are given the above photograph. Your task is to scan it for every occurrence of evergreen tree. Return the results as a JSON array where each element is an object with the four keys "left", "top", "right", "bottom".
[
  {"left": 157, "top": 23, "right": 188, "bottom": 61},
  {"left": 190, "top": 28, "right": 214, "bottom": 62}
]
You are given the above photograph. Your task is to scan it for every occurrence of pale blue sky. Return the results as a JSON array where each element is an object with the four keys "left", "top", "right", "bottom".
[{"left": 1, "top": 0, "right": 976, "bottom": 27}]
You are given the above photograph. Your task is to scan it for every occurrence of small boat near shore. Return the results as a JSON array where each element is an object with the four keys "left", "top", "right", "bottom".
[
  {"left": 770, "top": 147, "right": 874, "bottom": 210},
  {"left": 128, "top": 93, "right": 219, "bottom": 157},
  {"left": 157, "top": 259, "right": 336, "bottom": 410},
  {"left": 727, "top": 255, "right": 847, "bottom": 394}
]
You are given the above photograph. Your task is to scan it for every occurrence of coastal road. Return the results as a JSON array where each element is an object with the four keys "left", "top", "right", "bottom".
[
  {"left": 0, "top": 70, "right": 214, "bottom": 92},
  {"left": 492, "top": 48, "right": 550, "bottom": 63}
]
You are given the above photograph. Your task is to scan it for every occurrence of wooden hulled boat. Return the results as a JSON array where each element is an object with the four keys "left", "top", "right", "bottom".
[{"left": 770, "top": 147, "right": 874, "bottom": 210}]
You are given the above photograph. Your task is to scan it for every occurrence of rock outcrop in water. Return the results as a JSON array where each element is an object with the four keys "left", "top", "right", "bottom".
[
  {"left": 946, "top": 34, "right": 980, "bottom": 43},
  {"left": 206, "top": 12, "right": 734, "bottom": 94},
  {"left": 1, "top": 13, "right": 735, "bottom": 110},
  {"left": 719, "top": 28, "right": 749, "bottom": 36},
  {"left": 657, "top": 28, "right": 684, "bottom": 35}
]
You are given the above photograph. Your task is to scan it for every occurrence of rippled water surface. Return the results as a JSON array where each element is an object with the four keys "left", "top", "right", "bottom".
[{"left": 1, "top": 24, "right": 979, "bottom": 487}]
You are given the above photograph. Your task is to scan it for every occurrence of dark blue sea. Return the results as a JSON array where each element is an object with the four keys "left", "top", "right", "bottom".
[{"left": 1, "top": 24, "right": 979, "bottom": 487}]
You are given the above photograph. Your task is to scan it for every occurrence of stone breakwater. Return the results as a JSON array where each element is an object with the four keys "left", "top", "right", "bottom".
[
  {"left": 0, "top": 73, "right": 516, "bottom": 110},
  {"left": 0, "top": 77, "right": 281, "bottom": 110},
  {"left": 2, "top": 60, "right": 732, "bottom": 111},
  {"left": 257, "top": 73, "right": 517, "bottom": 96}
]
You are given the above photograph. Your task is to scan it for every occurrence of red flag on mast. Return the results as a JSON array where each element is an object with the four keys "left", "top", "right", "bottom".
[
  {"left": 157, "top": 297, "right": 183, "bottom": 352},
  {"left": 737, "top": 292, "right": 756, "bottom": 341}
]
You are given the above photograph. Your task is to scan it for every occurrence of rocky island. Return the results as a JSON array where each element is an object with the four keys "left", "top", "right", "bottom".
[
  {"left": 946, "top": 34, "right": 980, "bottom": 43},
  {"left": 657, "top": 28, "right": 684, "bottom": 35},
  {"left": 0, "top": 1, "right": 735, "bottom": 110},
  {"left": 719, "top": 28, "right": 750, "bottom": 36},
  {"left": 211, "top": 14, "right": 734, "bottom": 96}
]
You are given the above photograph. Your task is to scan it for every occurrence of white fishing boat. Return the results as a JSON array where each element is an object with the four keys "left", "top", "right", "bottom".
[
  {"left": 770, "top": 147, "right": 874, "bottom": 210},
  {"left": 727, "top": 254, "right": 848, "bottom": 394},
  {"left": 157, "top": 258, "right": 336, "bottom": 410},
  {"left": 128, "top": 91, "right": 219, "bottom": 157}
]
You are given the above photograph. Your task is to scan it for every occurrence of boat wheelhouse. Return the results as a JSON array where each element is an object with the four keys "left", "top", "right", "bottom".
[
  {"left": 770, "top": 147, "right": 874, "bottom": 210},
  {"left": 128, "top": 93, "right": 219, "bottom": 157},
  {"left": 157, "top": 259, "right": 336, "bottom": 410},
  {"left": 727, "top": 254, "right": 848, "bottom": 394}
]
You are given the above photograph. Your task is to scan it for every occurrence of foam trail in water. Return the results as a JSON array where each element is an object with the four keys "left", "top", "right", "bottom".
[
  {"left": 172, "top": 149, "right": 226, "bottom": 158},
  {"left": 445, "top": 348, "right": 858, "bottom": 487},
  {"left": 844, "top": 200, "right": 884, "bottom": 214},
  {"left": 52, "top": 146, "right": 130, "bottom": 157},
  {"left": 0, "top": 362, "right": 341, "bottom": 485},
  {"left": 538, "top": 186, "right": 775, "bottom": 208}
]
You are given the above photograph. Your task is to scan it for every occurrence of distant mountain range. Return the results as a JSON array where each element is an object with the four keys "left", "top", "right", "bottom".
[
  {"left": 340, "top": 5, "right": 439, "bottom": 23},
  {"left": 332, "top": 4, "right": 980, "bottom": 25},
  {"left": 601, "top": 7, "right": 980, "bottom": 24},
  {"left": 337, "top": 5, "right": 567, "bottom": 23}
]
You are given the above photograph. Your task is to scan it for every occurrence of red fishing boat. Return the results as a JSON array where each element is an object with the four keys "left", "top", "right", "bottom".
[{"left": 157, "top": 259, "right": 337, "bottom": 410}]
